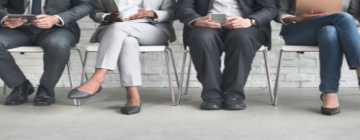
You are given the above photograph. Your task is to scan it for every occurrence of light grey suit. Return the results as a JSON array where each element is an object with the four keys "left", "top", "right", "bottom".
[
  {"left": 89, "top": 0, "right": 176, "bottom": 87},
  {"left": 89, "top": 0, "right": 176, "bottom": 43}
]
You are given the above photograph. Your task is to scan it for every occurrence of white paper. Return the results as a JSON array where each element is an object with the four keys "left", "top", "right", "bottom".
[{"left": 118, "top": 5, "right": 139, "bottom": 21}]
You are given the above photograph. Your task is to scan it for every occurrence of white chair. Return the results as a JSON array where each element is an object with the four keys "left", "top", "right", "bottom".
[
  {"left": 81, "top": 45, "right": 180, "bottom": 106},
  {"left": 2, "top": 46, "right": 85, "bottom": 106},
  {"left": 273, "top": 45, "right": 319, "bottom": 106},
  {"left": 177, "top": 46, "right": 274, "bottom": 105}
]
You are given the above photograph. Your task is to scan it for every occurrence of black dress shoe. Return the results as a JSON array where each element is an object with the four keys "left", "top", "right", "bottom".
[
  {"left": 320, "top": 93, "right": 340, "bottom": 115},
  {"left": 200, "top": 100, "right": 222, "bottom": 110},
  {"left": 33, "top": 85, "right": 55, "bottom": 106},
  {"left": 68, "top": 86, "right": 102, "bottom": 99},
  {"left": 223, "top": 98, "right": 246, "bottom": 110},
  {"left": 121, "top": 103, "right": 141, "bottom": 115},
  {"left": 5, "top": 80, "right": 34, "bottom": 105}
]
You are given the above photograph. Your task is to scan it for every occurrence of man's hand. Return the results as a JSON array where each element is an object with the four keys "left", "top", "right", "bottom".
[
  {"left": 127, "top": 9, "right": 157, "bottom": 20},
  {"left": 193, "top": 16, "right": 221, "bottom": 28},
  {"left": 3, "top": 17, "right": 27, "bottom": 28},
  {"left": 223, "top": 16, "right": 252, "bottom": 29},
  {"left": 104, "top": 10, "right": 122, "bottom": 22},
  {"left": 293, "top": 11, "right": 329, "bottom": 22},
  {"left": 30, "top": 14, "right": 60, "bottom": 29}
]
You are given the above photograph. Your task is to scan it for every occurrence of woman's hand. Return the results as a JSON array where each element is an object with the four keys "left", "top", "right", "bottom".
[
  {"left": 127, "top": 9, "right": 157, "bottom": 20},
  {"left": 282, "top": 11, "right": 330, "bottom": 24},
  {"left": 104, "top": 10, "right": 122, "bottom": 22}
]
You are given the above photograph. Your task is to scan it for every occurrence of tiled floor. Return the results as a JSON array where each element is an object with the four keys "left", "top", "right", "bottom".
[{"left": 1, "top": 87, "right": 360, "bottom": 140}]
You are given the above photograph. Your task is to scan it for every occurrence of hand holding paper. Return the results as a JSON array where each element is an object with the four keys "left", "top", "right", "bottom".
[
  {"left": 104, "top": 10, "right": 122, "bottom": 22},
  {"left": 118, "top": 5, "right": 139, "bottom": 21}
]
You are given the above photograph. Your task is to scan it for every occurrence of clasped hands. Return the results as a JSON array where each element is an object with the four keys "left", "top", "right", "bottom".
[
  {"left": 104, "top": 9, "right": 157, "bottom": 22},
  {"left": 3, "top": 14, "right": 60, "bottom": 29},
  {"left": 193, "top": 16, "right": 252, "bottom": 29}
]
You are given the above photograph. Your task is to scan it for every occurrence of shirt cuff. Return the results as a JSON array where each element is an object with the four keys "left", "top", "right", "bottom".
[
  {"left": 102, "top": 13, "right": 111, "bottom": 22},
  {"left": 188, "top": 18, "right": 199, "bottom": 28},
  {"left": 1, "top": 16, "right": 8, "bottom": 27},
  {"left": 280, "top": 14, "right": 295, "bottom": 25},
  {"left": 54, "top": 15, "right": 65, "bottom": 27}
]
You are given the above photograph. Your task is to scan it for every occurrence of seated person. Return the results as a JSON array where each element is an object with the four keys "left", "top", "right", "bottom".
[
  {"left": 174, "top": 0, "right": 277, "bottom": 110},
  {"left": 277, "top": 0, "right": 360, "bottom": 115},
  {"left": 68, "top": 0, "right": 176, "bottom": 115},
  {"left": 0, "top": 0, "right": 93, "bottom": 106}
]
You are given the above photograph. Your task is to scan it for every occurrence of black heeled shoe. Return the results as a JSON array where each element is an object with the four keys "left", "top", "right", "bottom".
[
  {"left": 120, "top": 103, "right": 141, "bottom": 115},
  {"left": 320, "top": 93, "right": 340, "bottom": 115},
  {"left": 68, "top": 86, "right": 102, "bottom": 99}
]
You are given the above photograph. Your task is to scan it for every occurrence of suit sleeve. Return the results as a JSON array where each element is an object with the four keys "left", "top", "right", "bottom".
[
  {"left": 0, "top": 0, "right": 9, "bottom": 20},
  {"left": 89, "top": 0, "right": 108, "bottom": 23},
  {"left": 348, "top": 0, "right": 360, "bottom": 26},
  {"left": 174, "top": 0, "right": 202, "bottom": 25},
  {"left": 151, "top": 0, "right": 176, "bottom": 22},
  {"left": 247, "top": 0, "right": 277, "bottom": 27},
  {"left": 56, "top": 0, "right": 93, "bottom": 26}
]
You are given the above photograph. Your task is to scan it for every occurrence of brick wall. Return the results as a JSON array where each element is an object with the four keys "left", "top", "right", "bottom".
[{"left": 1, "top": 17, "right": 358, "bottom": 88}]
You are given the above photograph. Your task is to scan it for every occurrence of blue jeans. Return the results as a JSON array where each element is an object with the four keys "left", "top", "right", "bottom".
[{"left": 281, "top": 12, "right": 360, "bottom": 93}]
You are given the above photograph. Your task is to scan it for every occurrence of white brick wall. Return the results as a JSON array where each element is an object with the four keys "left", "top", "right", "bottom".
[{"left": 1, "top": 17, "right": 358, "bottom": 88}]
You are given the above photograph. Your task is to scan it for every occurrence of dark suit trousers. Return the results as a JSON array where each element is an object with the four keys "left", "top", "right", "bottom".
[
  {"left": 0, "top": 27, "right": 76, "bottom": 92},
  {"left": 187, "top": 27, "right": 267, "bottom": 101}
]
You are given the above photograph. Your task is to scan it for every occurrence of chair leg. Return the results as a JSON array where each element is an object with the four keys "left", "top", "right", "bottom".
[
  {"left": 3, "top": 83, "right": 6, "bottom": 95},
  {"left": 263, "top": 50, "right": 274, "bottom": 104},
  {"left": 81, "top": 51, "right": 89, "bottom": 84},
  {"left": 177, "top": 50, "right": 188, "bottom": 105},
  {"left": 66, "top": 60, "right": 79, "bottom": 106},
  {"left": 166, "top": 47, "right": 180, "bottom": 88},
  {"left": 164, "top": 49, "right": 176, "bottom": 106},
  {"left": 185, "top": 56, "right": 192, "bottom": 95},
  {"left": 273, "top": 50, "right": 284, "bottom": 106},
  {"left": 73, "top": 48, "right": 89, "bottom": 81}
]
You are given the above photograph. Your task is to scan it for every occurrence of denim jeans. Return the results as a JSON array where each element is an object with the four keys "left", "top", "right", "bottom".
[{"left": 281, "top": 12, "right": 360, "bottom": 93}]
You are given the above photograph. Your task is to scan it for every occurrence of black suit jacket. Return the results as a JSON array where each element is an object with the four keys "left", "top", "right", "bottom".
[
  {"left": 174, "top": 0, "right": 277, "bottom": 50},
  {"left": 0, "top": 0, "right": 93, "bottom": 43}
]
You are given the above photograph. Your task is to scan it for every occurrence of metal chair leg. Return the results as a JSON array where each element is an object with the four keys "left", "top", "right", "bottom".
[
  {"left": 81, "top": 51, "right": 89, "bottom": 84},
  {"left": 164, "top": 49, "right": 176, "bottom": 106},
  {"left": 185, "top": 56, "right": 192, "bottom": 95},
  {"left": 66, "top": 60, "right": 79, "bottom": 106},
  {"left": 177, "top": 50, "right": 188, "bottom": 105},
  {"left": 263, "top": 50, "right": 274, "bottom": 104},
  {"left": 73, "top": 48, "right": 89, "bottom": 81},
  {"left": 3, "top": 83, "right": 6, "bottom": 95},
  {"left": 166, "top": 47, "right": 180, "bottom": 88},
  {"left": 273, "top": 50, "right": 284, "bottom": 106}
]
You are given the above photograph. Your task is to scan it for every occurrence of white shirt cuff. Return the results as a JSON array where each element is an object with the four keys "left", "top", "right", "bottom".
[
  {"left": 1, "top": 16, "right": 8, "bottom": 27},
  {"left": 102, "top": 13, "right": 111, "bottom": 22},
  {"left": 54, "top": 15, "right": 65, "bottom": 27},
  {"left": 188, "top": 18, "right": 199, "bottom": 28}
]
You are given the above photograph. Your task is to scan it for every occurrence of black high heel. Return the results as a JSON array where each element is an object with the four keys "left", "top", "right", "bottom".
[
  {"left": 320, "top": 93, "right": 340, "bottom": 115},
  {"left": 121, "top": 103, "right": 141, "bottom": 115},
  {"left": 68, "top": 86, "right": 102, "bottom": 99}
]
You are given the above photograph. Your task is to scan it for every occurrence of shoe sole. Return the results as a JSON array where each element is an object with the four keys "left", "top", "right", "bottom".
[{"left": 34, "top": 100, "right": 55, "bottom": 106}]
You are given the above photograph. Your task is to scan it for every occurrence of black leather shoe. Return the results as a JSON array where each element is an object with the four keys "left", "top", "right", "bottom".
[
  {"left": 223, "top": 98, "right": 246, "bottom": 110},
  {"left": 5, "top": 80, "right": 34, "bottom": 105},
  {"left": 320, "top": 93, "right": 340, "bottom": 115},
  {"left": 68, "top": 86, "right": 102, "bottom": 99},
  {"left": 200, "top": 100, "right": 222, "bottom": 110},
  {"left": 121, "top": 103, "right": 141, "bottom": 115},
  {"left": 33, "top": 85, "right": 55, "bottom": 106}
]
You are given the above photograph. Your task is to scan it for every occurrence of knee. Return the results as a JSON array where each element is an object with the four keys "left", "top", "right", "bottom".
[
  {"left": 334, "top": 12, "right": 354, "bottom": 22},
  {"left": 0, "top": 42, "right": 9, "bottom": 52},
  {"left": 318, "top": 26, "right": 338, "bottom": 41},
  {"left": 188, "top": 33, "right": 217, "bottom": 50},
  {"left": 40, "top": 38, "right": 71, "bottom": 55}
]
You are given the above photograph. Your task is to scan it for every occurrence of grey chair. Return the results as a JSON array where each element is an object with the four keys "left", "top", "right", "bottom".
[
  {"left": 177, "top": 46, "right": 273, "bottom": 105},
  {"left": 81, "top": 44, "right": 180, "bottom": 106},
  {"left": 2, "top": 46, "right": 85, "bottom": 106}
]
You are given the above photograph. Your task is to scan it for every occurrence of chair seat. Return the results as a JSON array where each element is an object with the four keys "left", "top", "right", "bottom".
[
  {"left": 86, "top": 45, "right": 167, "bottom": 53},
  {"left": 282, "top": 45, "right": 319, "bottom": 52},
  {"left": 8, "top": 46, "right": 44, "bottom": 53},
  {"left": 184, "top": 45, "right": 267, "bottom": 52}
]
